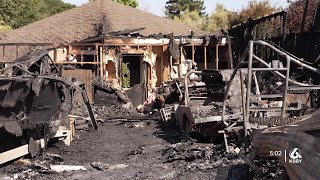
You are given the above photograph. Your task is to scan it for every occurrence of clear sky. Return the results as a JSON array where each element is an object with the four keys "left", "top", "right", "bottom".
[{"left": 63, "top": 0, "right": 289, "bottom": 16}]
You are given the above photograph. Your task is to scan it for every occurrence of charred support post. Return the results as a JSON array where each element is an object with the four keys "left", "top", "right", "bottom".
[
  {"left": 16, "top": 45, "right": 19, "bottom": 59},
  {"left": 227, "top": 35, "right": 233, "bottom": 69},
  {"left": 192, "top": 44, "right": 195, "bottom": 63},
  {"left": 68, "top": 45, "right": 72, "bottom": 55},
  {"left": 160, "top": 45, "right": 164, "bottom": 83},
  {"left": 53, "top": 49, "right": 57, "bottom": 62},
  {"left": 282, "top": 56, "right": 290, "bottom": 118},
  {"left": 240, "top": 70, "right": 247, "bottom": 137},
  {"left": 102, "top": 45, "right": 106, "bottom": 80},
  {"left": 215, "top": 44, "right": 219, "bottom": 70},
  {"left": 204, "top": 46, "right": 207, "bottom": 69},
  {"left": 300, "top": 0, "right": 310, "bottom": 32},
  {"left": 119, "top": 52, "right": 123, "bottom": 87},
  {"left": 95, "top": 44, "right": 98, "bottom": 76},
  {"left": 2, "top": 45, "right": 5, "bottom": 63},
  {"left": 170, "top": 55, "right": 173, "bottom": 79},
  {"left": 180, "top": 46, "right": 183, "bottom": 64},
  {"left": 245, "top": 41, "right": 253, "bottom": 128},
  {"left": 312, "top": 1, "right": 320, "bottom": 30},
  {"left": 100, "top": 46, "right": 103, "bottom": 78}
]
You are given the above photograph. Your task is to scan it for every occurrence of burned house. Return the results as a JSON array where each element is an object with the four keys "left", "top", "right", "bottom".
[
  {"left": 0, "top": 0, "right": 232, "bottom": 106},
  {"left": 0, "top": 0, "right": 231, "bottom": 164},
  {"left": 0, "top": 1, "right": 319, "bottom": 179}
]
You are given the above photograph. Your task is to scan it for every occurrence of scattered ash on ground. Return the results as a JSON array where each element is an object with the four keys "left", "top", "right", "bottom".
[
  {"left": 0, "top": 119, "right": 254, "bottom": 180},
  {"left": 0, "top": 100, "right": 287, "bottom": 180}
]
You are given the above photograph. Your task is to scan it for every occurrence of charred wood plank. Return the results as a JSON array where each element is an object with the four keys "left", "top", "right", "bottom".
[
  {"left": 80, "top": 84, "right": 98, "bottom": 130},
  {"left": 0, "top": 144, "right": 29, "bottom": 165}
]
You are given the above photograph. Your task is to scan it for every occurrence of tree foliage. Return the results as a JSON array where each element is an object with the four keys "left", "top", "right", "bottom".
[
  {"left": 113, "top": 0, "right": 139, "bottom": 8},
  {"left": 174, "top": 10, "right": 208, "bottom": 30},
  {"left": 0, "top": 0, "right": 75, "bottom": 29},
  {"left": 122, "top": 62, "right": 131, "bottom": 88},
  {"left": 229, "top": 0, "right": 279, "bottom": 27},
  {"left": 42, "top": 0, "right": 76, "bottom": 17},
  {"left": 208, "top": 0, "right": 280, "bottom": 32},
  {"left": 0, "top": 19, "right": 12, "bottom": 32},
  {"left": 0, "top": 0, "right": 44, "bottom": 29},
  {"left": 88, "top": 0, "right": 139, "bottom": 8},
  {"left": 209, "top": 3, "right": 229, "bottom": 32},
  {"left": 165, "top": 0, "right": 206, "bottom": 19}
]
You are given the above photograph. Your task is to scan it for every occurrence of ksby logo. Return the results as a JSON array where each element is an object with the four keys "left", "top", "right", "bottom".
[{"left": 288, "top": 148, "right": 302, "bottom": 163}]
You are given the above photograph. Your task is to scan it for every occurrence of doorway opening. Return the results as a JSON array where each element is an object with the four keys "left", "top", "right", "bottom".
[{"left": 122, "top": 54, "right": 143, "bottom": 88}]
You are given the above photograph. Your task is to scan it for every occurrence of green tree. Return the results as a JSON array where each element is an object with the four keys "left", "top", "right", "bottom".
[
  {"left": 174, "top": 10, "right": 208, "bottom": 30},
  {"left": 165, "top": 0, "right": 206, "bottom": 19},
  {"left": 0, "top": 0, "right": 75, "bottom": 29},
  {"left": 0, "top": 0, "right": 45, "bottom": 29},
  {"left": 88, "top": 0, "right": 139, "bottom": 8},
  {"left": 122, "top": 62, "right": 131, "bottom": 88},
  {"left": 0, "top": 19, "right": 11, "bottom": 32},
  {"left": 42, "top": 0, "right": 75, "bottom": 17},
  {"left": 209, "top": 3, "right": 230, "bottom": 32},
  {"left": 114, "top": 0, "right": 139, "bottom": 8},
  {"left": 229, "top": 0, "right": 279, "bottom": 27}
]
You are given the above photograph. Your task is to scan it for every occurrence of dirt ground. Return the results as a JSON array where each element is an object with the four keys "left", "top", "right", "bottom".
[{"left": 0, "top": 119, "right": 251, "bottom": 180}]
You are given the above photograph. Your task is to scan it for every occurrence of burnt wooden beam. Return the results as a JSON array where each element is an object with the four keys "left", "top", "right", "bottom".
[
  {"left": 312, "top": 0, "right": 320, "bottom": 31},
  {"left": 16, "top": 45, "right": 19, "bottom": 59},
  {"left": 227, "top": 34, "right": 233, "bottom": 69},
  {"left": 204, "top": 46, "right": 207, "bottom": 69},
  {"left": 80, "top": 84, "right": 98, "bottom": 130},
  {"left": 2, "top": 45, "right": 5, "bottom": 62},
  {"left": 192, "top": 44, "right": 195, "bottom": 63},
  {"left": 301, "top": 0, "right": 310, "bottom": 32}
]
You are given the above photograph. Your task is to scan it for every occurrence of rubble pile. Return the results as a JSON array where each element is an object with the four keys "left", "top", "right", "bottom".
[
  {"left": 93, "top": 77, "right": 133, "bottom": 109},
  {"left": 160, "top": 141, "right": 253, "bottom": 179},
  {"left": 94, "top": 105, "right": 132, "bottom": 119},
  {"left": 192, "top": 102, "right": 232, "bottom": 119}
]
